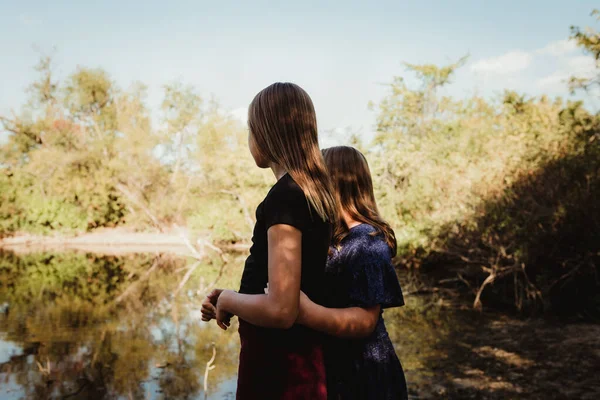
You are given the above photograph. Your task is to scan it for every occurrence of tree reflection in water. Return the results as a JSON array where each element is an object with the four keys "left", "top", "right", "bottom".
[
  {"left": 0, "top": 251, "right": 239, "bottom": 399},
  {"left": 0, "top": 250, "right": 467, "bottom": 399}
]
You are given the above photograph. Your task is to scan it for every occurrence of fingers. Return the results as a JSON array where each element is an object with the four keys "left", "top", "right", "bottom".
[
  {"left": 216, "top": 319, "right": 228, "bottom": 330},
  {"left": 222, "top": 315, "right": 231, "bottom": 327},
  {"left": 213, "top": 317, "right": 232, "bottom": 330},
  {"left": 201, "top": 312, "right": 214, "bottom": 321},
  {"left": 201, "top": 302, "right": 216, "bottom": 321},
  {"left": 201, "top": 312, "right": 216, "bottom": 321},
  {"left": 202, "top": 302, "right": 216, "bottom": 313},
  {"left": 216, "top": 310, "right": 233, "bottom": 330},
  {"left": 207, "top": 288, "right": 222, "bottom": 301}
]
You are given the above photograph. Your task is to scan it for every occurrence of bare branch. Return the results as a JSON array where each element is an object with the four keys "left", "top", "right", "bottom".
[
  {"left": 174, "top": 260, "right": 202, "bottom": 296},
  {"left": 115, "top": 183, "right": 163, "bottom": 231},
  {"left": 203, "top": 343, "right": 217, "bottom": 399}
]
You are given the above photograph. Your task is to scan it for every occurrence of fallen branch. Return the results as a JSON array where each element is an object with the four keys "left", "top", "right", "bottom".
[
  {"left": 519, "top": 262, "right": 543, "bottom": 303},
  {"left": 115, "top": 183, "right": 163, "bottom": 232},
  {"left": 197, "top": 237, "right": 229, "bottom": 263},
  {"left": 203, "top": 343, "right": 217, "bottom": 400},
  {"left": 175, "top": 227, "right": 231, "bottom": 292},
  {"left": 473, "top": 264, "right": 523, "bottom": 310},
  {"left": 176, "top": 226, "right": 204, "bottom": 259},
  {"left": 473, "top": 268, "right": 497, "bottom": 311},
  {"left": 433, "top": 248, "right": 487, "bottom": 265},
  {"left": 456, "top": 272, "right": 474, "bottom": 292},
  {"left": 547, "top": 259, "right": 588, "bottom": 292}
]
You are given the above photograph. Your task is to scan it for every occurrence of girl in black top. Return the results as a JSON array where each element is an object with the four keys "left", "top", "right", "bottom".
[{"left": 201, "top": 83, "right": 337, "bottom": 399}]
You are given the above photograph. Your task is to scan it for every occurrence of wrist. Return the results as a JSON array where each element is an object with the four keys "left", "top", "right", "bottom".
[{"left": 218, "top": 289, "right": 234, "bottom": 313}]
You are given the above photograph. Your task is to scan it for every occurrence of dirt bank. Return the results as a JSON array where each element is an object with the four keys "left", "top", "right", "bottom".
[
  {"left": 0, "top": 228, "right": 250, "bottom": 255},
  {"left": 404, "top": 308, "right": 600, "bottom": 399}
]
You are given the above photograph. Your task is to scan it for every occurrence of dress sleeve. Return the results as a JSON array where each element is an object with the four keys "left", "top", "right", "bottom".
[
  {"left": 263, "top": 182, "right": 310, "bottom": 232},
  {"left": 347, "top": 240, "right": 405, "bottom": 309}
]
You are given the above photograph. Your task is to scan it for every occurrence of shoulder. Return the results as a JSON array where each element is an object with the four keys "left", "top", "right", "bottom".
[
  {"left": 344, "top": 225, "right": 392, "bottom": 262},
  {"left": 344, "top": 225, "right": 405, "bottom": 309},
  {"left": 262, "top": 174, "right": 311, "bottom": 230},
  {"left": 264, "top": 173, "right": 307, "bottom": 207}
]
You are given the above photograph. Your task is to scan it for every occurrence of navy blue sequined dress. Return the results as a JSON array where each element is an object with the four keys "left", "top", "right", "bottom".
[{"left": 324, "top": 224, "right": 408, "bottom": 400}]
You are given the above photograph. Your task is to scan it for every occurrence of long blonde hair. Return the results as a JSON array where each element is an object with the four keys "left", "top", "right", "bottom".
[
  {"left": 248, "top": 82, "right": 337, "bottom": 223},
  {"left": 322, "top": 146, "right": 397, "bottom": 255}
]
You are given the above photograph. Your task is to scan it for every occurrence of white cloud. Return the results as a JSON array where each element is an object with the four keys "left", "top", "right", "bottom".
[
  {"left": 536, "top": 71, "right": 570, "bottom": 91},
  {"left": 470, "top": 51, "right": 533, "bottom": 75},
  {"left": 532, "top": 40, "right": 594, "bottom": 92},
  {"left": 535, "top": 39, "right": 578, "bottom": 57},
  {"left": 567, "top": 55, "right": 597, "bottom": 72},
  {"left": 469, "top": 39, "right": 595, "bottom": 94},
  {"left": 536, "top": 55, "right": 596, "bottom": 91}
]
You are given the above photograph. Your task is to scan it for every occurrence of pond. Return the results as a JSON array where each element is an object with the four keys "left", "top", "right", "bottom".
[{"left": 0, "top": 250, "right": 598, "bottom": 399}]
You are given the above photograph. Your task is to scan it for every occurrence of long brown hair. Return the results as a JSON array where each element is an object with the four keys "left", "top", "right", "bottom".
[
  {"left": 248, "top": 82, "right": 337, "bottom": 223},
  {"left": 322, "top": 146, "right": 397, "bottom": 255}
]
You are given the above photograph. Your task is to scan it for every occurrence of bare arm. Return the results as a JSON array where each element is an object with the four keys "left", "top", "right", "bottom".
[
  {"left": 217, "top": 224, "right": 302, "bottom": 329},
  {"left": 296, "top": 292, "right": 380, "bottom": 339}
]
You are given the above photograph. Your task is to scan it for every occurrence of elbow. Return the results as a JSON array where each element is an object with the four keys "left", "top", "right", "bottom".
[
  {"left": 271, "top": 306, "right": 298, "bottom": 330},
  {"left": 277, "top": 317, "right": 296, "bottom": 330},
  {"left": 344, "top": 324, "right": 376, "bottom": 339},
  {"left": 356, "top": 307, "right": 381, "bottom": 338},
  {"left": 359, "top": 313, "right": 379, "bottom": 337},
  {"left": 363, "top": 320, "right": 378, "bottom": 336},
  {"left": 345, "top": 316, "right": 378, "bottom": 339}
]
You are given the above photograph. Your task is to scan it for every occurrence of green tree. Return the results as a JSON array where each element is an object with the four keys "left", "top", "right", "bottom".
[
  {"left": 569, "top": 9, "right": 600, "bottom": 92},
  {"left": 0, "top": 57, "right": 267, "bottom": 238}
]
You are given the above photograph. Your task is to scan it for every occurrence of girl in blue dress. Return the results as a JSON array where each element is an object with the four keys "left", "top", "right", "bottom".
[{"left": 297, "top": 146, "right": 408, "bottom": 400}]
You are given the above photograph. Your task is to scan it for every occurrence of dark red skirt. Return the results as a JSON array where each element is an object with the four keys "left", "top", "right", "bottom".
[{"left": 236, "top": 320, "right": 327, "bottom": 400}]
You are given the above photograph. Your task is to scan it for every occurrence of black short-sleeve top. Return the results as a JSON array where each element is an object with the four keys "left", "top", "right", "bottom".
[{"left": 239, "top": 172, "right": 332, "bottom": 318}]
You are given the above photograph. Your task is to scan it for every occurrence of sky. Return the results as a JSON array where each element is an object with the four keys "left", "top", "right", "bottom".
[{"left": 1, "top": 0, "right": 598, "bottom": 144}]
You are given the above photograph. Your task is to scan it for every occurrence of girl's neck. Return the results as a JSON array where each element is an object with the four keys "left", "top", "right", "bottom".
[
  {"left": 342, "top": 210, "right": 362, "bottom": 229},
  {"left": 270, "top": 163, "right": 287, "bottom": 181}
]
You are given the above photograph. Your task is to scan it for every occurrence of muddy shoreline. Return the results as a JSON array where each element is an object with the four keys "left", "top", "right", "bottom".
[
  {"left": 401, "top": 303, "right": 600, "bottom": 399},
  {"left": 0, "top": 229, "right": 249, "bottom": 255}
]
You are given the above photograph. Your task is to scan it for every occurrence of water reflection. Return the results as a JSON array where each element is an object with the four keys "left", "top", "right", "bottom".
[
  {"left": 0, "top": 250, "right": 463, "bottom": 399},
  {"left": 0, "top": 251, "right": 240, "bottom": 399}
]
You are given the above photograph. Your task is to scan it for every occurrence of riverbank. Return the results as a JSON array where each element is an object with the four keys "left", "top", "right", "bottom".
[
  {"left": 0, "top": 228, "right": 250, "bottom": 255},
  {"left": 401, "top": 303, "right": 600, "bottom": 399}
]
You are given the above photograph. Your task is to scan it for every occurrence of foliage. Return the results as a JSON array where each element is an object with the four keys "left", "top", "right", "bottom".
[
  {"left": 368, "top": 18, "right": 600, "bottom": 315},
  {"left": 569, "top": 9, "right": 600, "bottom": 92},
  {"left": 1, "top": 11, "right": 599, "bottom": 315},
  {"left": 0, "top": 58, "right": 269, "bottom": 239}
]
